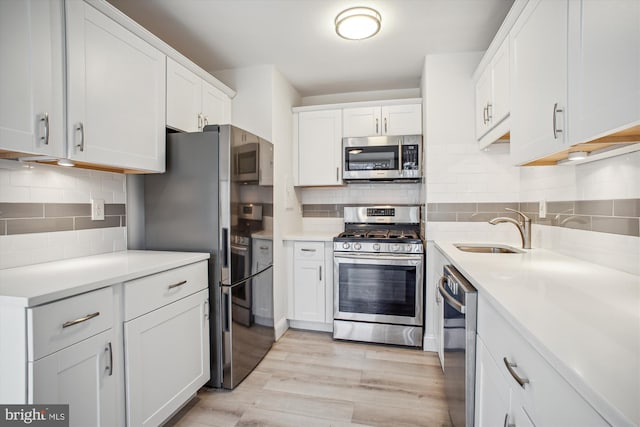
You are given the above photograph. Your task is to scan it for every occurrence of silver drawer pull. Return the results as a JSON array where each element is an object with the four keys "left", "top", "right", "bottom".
[
  {"left": 300, "top": 248, "right": 316, "bottom": 252},
  {"left": 168, "top": 280, "right": 187, "bottom": 290},
  {"left": 503, "top": 357, "right": 530, "bottom": 388},
  {"left": 259, "top": 246, "right": 269, "bottom": 250},
  {"left": 62, "top": 311, "right": 100, "bottom": 328}
]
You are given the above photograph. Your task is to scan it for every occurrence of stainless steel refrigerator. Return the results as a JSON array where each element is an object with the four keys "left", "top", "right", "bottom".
[{"left": 128, "top": 124, "right": 274, "bottom": 389}]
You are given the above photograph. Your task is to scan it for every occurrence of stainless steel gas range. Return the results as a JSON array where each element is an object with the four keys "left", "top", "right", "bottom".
[{"left": 333, "top": 206, "right": 424, "bottom": 347}]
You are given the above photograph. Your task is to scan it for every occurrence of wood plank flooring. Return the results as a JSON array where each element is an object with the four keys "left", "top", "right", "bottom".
[{"left": 164, "top": 329, "right": 452, "bottom": 427}]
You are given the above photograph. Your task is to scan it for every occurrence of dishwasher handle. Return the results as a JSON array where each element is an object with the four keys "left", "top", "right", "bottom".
[{"left": 438, "top": 277, "right": 466, "bottom": 314}]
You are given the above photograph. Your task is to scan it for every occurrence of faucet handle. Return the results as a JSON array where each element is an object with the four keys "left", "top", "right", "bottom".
[{"left": 505, "top": 208, "right": 531, "bottom": 222}]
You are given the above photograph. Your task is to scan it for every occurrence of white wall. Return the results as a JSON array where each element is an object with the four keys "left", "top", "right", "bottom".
[
  {"left": 423, "top": 52, "right": 520, "bottom": 204},
  {"left": 0, "top": 160, "right": 127, "bottom": 269},
  {"left": 301, "top": 88, "right": 421, "bottom": 106}
]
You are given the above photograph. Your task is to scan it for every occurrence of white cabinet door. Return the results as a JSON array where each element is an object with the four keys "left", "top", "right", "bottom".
[
  {"left": 568, "top": 0, "right": 640, "bottom": 144},
  {"left": 491, "top": 37, "right": 510, "bottom": 128},
  {"left": 30, "top": 329, "right": 117, "bottom": 427},
  {"left": 343, "top": 106, "right": 380, "bottom": 137},
  {"left": 252, "top": 239, "right": 273, "bottom": 324},
  {"left": 381, "top": 104, "right": 422, "bottom": 135},
  {"left": 66, "top": 1, "right": 166, "bottom": 172},
  {"left": 475, "top": 337, "right": 510, "bottom": 427},
  {"left": 124, "top": 289, "right": 209, "bottom": 427},
  {"left": 0, "top": 0, "right": 65, "bottom": 157},
  {"left": 297, "top": 110, "right": 342, "bottom": 186},
  {"left": 510, "top": 0, "right": 568, "bottom": 165},
  {"left": 166, "top": 57, "right": 202, "bottom": 132},
  {"left": 475, "top": 68, "right": 493, "bottom": 140},
  {"left": 201, "top": 80, "right": 231, "bottom": 127},
  {"left": 293, "top": 259, "right": 325, "bottom": 322}
]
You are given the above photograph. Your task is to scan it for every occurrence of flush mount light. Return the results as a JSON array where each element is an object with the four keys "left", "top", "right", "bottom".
[
  {"left": 567, "top": 151, "right": 589, "bottom": 161},
  {"left": 57, "top": 159, "right": 75, "bottom": 167},
  {"left": 335, "top": 7, "right": 381, "bottom": 40}
]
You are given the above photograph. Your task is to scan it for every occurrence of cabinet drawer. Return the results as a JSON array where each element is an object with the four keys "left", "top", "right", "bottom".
[
  {"left": 477, "top": 295, "right": 608, "bottom": 426},
  {"left": 123, "top": 261, "right": 207, "bottom": 321},
  {"left": 254, "top": 239, "right": 273, "bottom": 263},
  {"left": 294, "top": 242, "right": 324, "bottom": 261},
  {"left": 27, "top": 286, "right": 114, "bottom": 361}
]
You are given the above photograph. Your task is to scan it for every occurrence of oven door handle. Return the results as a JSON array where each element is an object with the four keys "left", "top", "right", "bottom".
[
  {"left": 438, "top": 277, "right": 466, "bottom": 314},
  {"left": 231, "top": 244, "right": 249, "bottom": 253},
  {"left": 335, "top": 253, "right": 422, "bottom": 262}
]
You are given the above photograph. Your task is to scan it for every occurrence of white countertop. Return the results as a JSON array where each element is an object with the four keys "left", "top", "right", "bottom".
[
  {"left": 0, "top": 250, "right": 210, "bottom": 307},
  {"left": 435, "top": 241, "right": 640, "bottom": 426},
  {"left": 283, "top": 231, "right": 338, "bottom": 242},
  {"left": 251, "top": 230, "right": 273, "bottom": 240}
]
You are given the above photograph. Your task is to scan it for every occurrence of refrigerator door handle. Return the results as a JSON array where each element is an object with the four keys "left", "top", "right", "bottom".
[
  {"left": 222, "top": 228, "right": 229, "bottom": 267},
  {"left": 223, "top": 289, "right": 230, "bottom": 332}
]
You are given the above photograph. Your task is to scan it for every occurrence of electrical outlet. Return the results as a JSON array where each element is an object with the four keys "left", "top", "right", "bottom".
[
  {"left": 539, "top": 200, "right": 547, "bottom": 219},
  {"left": 91, "top": 199, "right": 105, "bottom": 220}
]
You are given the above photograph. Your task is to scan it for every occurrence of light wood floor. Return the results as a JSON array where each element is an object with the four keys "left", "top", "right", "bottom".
[{"left": 165, "top": 329, "right": 452, "bottom": 427}]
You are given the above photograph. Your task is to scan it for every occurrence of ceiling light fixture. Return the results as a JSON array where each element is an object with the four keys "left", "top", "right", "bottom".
[
  {"left": 335, "top": 7, "right": 381, "bottom": 40},
  {"left": 567, "top": 151, "right": 589, "bottom": 161}
]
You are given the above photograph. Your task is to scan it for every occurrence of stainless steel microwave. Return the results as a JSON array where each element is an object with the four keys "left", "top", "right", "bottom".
[
  {"left": 342, "top": 135, "right": 422, "bottom": 181},
  {"left": 233, "top": 142, "right": 260, "bottom": 182}
]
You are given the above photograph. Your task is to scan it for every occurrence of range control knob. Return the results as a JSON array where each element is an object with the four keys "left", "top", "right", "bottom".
[
  {"left": 342, "top": 242, "right": 351, "bottom": 250},
  {"left": 354, "top": 243, "right": 362, "bottom": 250},
  {"left": 372, "top": 243, "right": 381, "bottom": 251},
  {"left": 391, "top": 244, "right": 400, "bottom": 252}
]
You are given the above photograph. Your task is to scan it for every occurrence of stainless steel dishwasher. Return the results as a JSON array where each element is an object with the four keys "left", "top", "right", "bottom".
[{"left": 439, "top": 264, "right": 477, "bottom": 427}]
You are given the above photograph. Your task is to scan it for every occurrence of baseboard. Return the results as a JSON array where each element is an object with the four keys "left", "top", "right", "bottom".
[
  {"left": 423, "top": 333, "right": 437, "bottom": 352},
  {"left": 288, "top": 319, "right": 333, "bottom": 333},
  {"left": 274, "top": 317, "right": 289, "bottom": 340}
]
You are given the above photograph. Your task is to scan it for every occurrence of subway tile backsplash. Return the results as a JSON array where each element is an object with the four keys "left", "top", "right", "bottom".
[{"left": 302, "top": 199, "right": 640, "bottom": 237}]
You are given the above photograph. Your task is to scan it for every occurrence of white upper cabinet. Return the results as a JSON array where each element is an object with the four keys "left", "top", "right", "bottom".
[
  {"left": 166, "top": 57, "right": 231, "bottom": 132},
  {"left": 0, "top": 0, "right": 65, "bottom": 157},
  {"left": 66, "top": 1, "right": 166, "bottom": 172},
  {"left": 567, "top": 0, "right": 640, "bottom": 145},
  {"left": 476, "top": 35, "right": 511, "bottom": 147},
  {"left": 510, "top": 0, "right": 640, "bottom": 165},
  {"left": 296, "top": 109, "right": 342, "bottom": 186},
  {"left": 343, "top": 103, "right": 422, "bottom": 137},
  {"left": 510, "top": 0, "right": 568, "bottom": 165}
]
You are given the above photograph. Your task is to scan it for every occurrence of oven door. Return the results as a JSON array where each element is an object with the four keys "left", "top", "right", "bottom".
[{"left": 333, "top": 253, "right": 423, "bottom": 326}]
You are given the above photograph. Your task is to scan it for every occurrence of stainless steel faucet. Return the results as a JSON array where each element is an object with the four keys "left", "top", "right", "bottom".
[{"left": 488, "top": 208, "right": 531, "bottom": 249}]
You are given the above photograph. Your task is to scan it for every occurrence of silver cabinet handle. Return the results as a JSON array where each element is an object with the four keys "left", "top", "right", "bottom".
[
  {"left": 553, "top": 102, "right": 563, "bottom": 139},
  {"left": 259, "top": 246, "right": 269, "bottom": 250},
  {"left": 482, "top": 105, "right": 488, "bottom": 124},
  {"left": 76, "top": 122, "right": 84, "bottom": 152},
  {"left": 503, "top": 357, "right": 530, "bottom": 388},
  {"left": 168, "top": 280, "right": 187, "bottom": 290},
  {"left": 62, "top": 311, "right": 99, "bottom": 328},
  {"left": 336, "top": 167, "right": 339, "bottom": 182},
  {"left": 504, "top": 413, "right": 515, "bottom": 427},
  {"left": 204, "top": 300, "right": 209, "bottom": 320},
  {"left": 40, "top": 113, "right": 49, "bottom": 145},
  {"left": 301, "top": 248, "right": 316, "bottom": 252},
  {"left": 203, "top": 116, "right": 209, "bottom": 127},
  {"left": 105, "top": 342, "right": 113, "bottom": 376},
  {"left": 486, "top": 103, "right": 492, "bottom": 123},
  {"left": 375, "top": 118, "right": 379, "bottom": 134},
  {"left": 319, "top": 266, "right": 322, "bottom": 281},
  {"left": 384, "top": 117, "right": 387, "bottom": 133}
]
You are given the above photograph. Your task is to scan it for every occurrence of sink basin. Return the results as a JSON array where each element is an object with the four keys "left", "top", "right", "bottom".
[{"left": 454, "top": 243, "right": 524, "bottom": 254}]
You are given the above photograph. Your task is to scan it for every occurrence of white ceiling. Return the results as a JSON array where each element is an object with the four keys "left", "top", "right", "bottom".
[{"left": 106, "top": 0, "right": 514, "bottom": 97}]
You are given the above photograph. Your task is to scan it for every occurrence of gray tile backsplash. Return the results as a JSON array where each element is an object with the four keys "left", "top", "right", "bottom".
[
  {"left": 303, "top": 198, "right": 640, "bottom": 237},
  {"left": 1, "top": 202, "right": 126, "bottom": 235}
]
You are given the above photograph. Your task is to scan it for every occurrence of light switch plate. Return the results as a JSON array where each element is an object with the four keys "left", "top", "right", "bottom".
[{"left": 91, "top": 199, "right": 105, "bottom": 220}]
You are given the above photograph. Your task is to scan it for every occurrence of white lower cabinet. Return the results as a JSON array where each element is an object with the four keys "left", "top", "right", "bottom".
[
  {"left": 288, "top": 240, "right": 333, "bottom": 330},
  {"left": 123, "top": 262, "right": 209, "bottom": 427},
  {"left": 30, "top": 329, "right": 117, "bottom": 427},
  {"left": 252, "top": 238, "right": 274, "bottom": 325},
  {"left": 25, "top": 286, "right": 118, "bottom": 426},
  {"left": 476, "top": 294, "right": 608, "bottom": 427},
  {"left": 124, "top": 289, "right": 209, "bottom": 427}
]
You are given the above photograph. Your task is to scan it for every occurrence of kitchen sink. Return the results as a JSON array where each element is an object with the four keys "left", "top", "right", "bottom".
[{"left": 454, "top": 243, "right": 524, "bottom": 254}]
